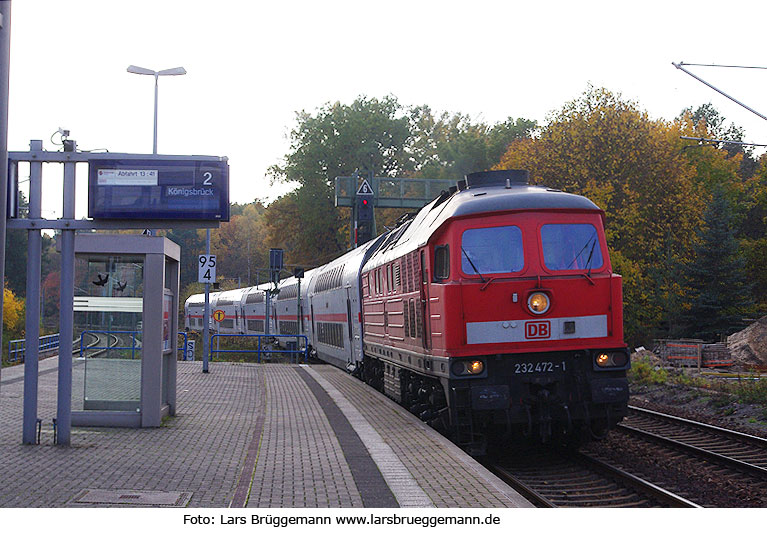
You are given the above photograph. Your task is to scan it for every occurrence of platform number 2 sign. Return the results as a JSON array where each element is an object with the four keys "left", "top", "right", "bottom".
[{"left": 198, "top": 255, "right": 217, "bottom": 283}]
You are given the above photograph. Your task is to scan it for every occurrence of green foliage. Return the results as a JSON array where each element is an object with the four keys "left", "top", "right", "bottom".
[
  {"left": 710, "top": 393, "right": 734, "bottom": 409},
  {"left": 410, "top": 108, "right": 537, "bottom": 181},
  {"left": 628, "top": 357, "right": 668, "bottom": 385},
  {"left": 731, "top": 378, "right": 767, "bottom": 406},
  {"left": 678, "top": 188, "right": 752, "bottom": 340}
]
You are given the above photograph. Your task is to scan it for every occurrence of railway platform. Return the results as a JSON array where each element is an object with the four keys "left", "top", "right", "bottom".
[{"left": 0, "top": 357, "right": 531, "bottom": 508}]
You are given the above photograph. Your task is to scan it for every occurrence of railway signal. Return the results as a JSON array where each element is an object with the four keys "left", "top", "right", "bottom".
[
  {"left": 355, "top": 180, "right": 375, "bottom": 246},
  {"left": 336, "top": 174, "right": 454, "bottom": 249}
]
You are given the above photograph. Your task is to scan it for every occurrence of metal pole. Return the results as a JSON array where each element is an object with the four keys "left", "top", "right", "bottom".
[
  {"left": 150, "top": 74, "right": 159, "bottom": 236},
  {"left": 153, "top": 74, "right": 159, "bottom": 155},
  {"left": 265, "top": 291, "right": 271, "bottom": 336},
  {"left": 297, "top": 277, "right": 301, "bottom": 334},
  {"left": 0, "top": 1, "right": 12, "bottom": 393},
  {"left": 202, "top": 229, "right": 210, "bottom": 373},
  {"left": 22, "top": 142, "right": 42, "bottom": 444},
  {"left": 56, "top": 148, "right": 77, "bottom": 445},
  {"left": 296, "top": 276, "right": 302, "bottom": 358}
]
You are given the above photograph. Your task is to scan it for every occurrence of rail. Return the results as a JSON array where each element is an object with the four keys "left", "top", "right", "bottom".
[
  {"left": 488, "top": 450, "right": 698, "bottom": 507},
  {"left": 79, "top": 330, "right": 139, "bottom": 359},
  {"left": 620, "top": 405, "right": 767, "bottom": 478},
  {"left": 209, "top": 334, "right": 309, "bottom": 363}
]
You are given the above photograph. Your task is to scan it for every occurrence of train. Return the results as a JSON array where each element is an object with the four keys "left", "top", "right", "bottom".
[{"left": 185, "top": 170, "right": 630, "bottom": 454}]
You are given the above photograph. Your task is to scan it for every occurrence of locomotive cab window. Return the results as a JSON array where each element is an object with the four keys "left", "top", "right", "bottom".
[
  {"left": 541, "top": 223, "right": 603, "bottom": 271},
  {"left": 461, "top": 226, "right": 523, "bottom": 275},
  {"left": 434, "top": 245, "right": 450, "bottom": 280}
]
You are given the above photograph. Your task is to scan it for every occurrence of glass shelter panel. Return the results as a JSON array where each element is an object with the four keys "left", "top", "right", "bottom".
[{"left": 73, "top": 255, "right": 144, "bottom": 411}]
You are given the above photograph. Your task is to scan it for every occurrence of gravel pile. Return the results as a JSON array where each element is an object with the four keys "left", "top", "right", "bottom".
[{"left": 728, "top": 317, "right": 767, "bottom": 368}]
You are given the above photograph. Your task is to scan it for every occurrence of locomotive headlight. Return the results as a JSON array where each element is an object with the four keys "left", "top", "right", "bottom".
[
  {"left": 596, "top": 353, "right": 611, "bottom": 367},
  {"left": 527, "top": 292, "right": 550, "bottom": 315},
  {"left": 468, "top": 360, "right": 484, "bottom": 374},
  {"left": 451, "top": 359, "right": 485, "bottom": 376},
  {"left": 595, "top": 351, "right": 629, "bottom": 368}
]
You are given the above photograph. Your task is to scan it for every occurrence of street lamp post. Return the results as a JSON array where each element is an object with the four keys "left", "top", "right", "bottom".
[
  {"left": 127, "top": 65, "right": 186, "bottom": 238},
  {"left": 126, "top": 65, "right": 186, "bottom": 154}
]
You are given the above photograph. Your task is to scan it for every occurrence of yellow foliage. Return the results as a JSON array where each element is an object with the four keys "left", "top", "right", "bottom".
[{"left": 3, "top": 287, "right": 25, "bottom": 335}]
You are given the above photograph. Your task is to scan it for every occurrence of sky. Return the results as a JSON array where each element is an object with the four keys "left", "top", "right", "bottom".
[{"left": 6, "top": 0, "right": 767, "bottom": 219}]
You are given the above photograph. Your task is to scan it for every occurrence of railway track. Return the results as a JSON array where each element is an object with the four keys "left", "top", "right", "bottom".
[
  {"left": 67, "top": 331, "right": 121, "bottom": 358},
  {"left": 488, "top": 449, "right": 699, "bottom": 507},
  {"left": 620, "top": 405, "right": 767, "bottom": 478}
]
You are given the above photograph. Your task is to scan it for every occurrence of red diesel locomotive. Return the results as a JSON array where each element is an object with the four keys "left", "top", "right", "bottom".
[
  {"left": 357, "top": 170, "right": 629, "bottom": 453},
  {"left": 185, "top": 169, "right": 630, "bottom": 454}
]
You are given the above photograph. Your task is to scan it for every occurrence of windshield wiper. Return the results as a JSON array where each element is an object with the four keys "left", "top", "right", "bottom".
[
  {"left": 566, "top": 232, "right": 597, "bottom": 270},
  {"left": 461, "top": 246, "right": 487, "bottom": 283},
  {"left": 580, "top": 239, "right": 597, "bottom": 285},
  {"left": 585, "top": 239, "right": 597, "bottom": 277}
]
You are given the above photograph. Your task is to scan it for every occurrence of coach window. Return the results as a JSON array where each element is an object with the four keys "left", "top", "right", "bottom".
[
  {"left": 434, "top": 245, "right": 450, "bottom": 280},
  {"left": 541, "top": 223, "right": 603, "bottom": 271},
  {"left": 461, "top": 226, "right": 523, "bottom": 275}
]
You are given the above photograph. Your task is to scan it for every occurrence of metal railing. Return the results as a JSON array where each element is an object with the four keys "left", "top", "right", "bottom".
[
  {"left": 8, "top": 331, "right": 194, "bottom": 363},
  {"left": 7, "top": 333, "right": 61, "bottom": 363},
  {"left": 178, "top": 331, "right": 190, "bottom": 360},
  {"left": 209, "top": 334, "right": 309, "bottom": 363}
]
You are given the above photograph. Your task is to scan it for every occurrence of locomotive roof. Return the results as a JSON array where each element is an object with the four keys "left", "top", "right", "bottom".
[{"left": 363, "top": 180, "right": 602, "bottom": 271}]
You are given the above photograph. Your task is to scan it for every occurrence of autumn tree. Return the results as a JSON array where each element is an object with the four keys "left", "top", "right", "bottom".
[
  {"left": 165, "top": 227, "right": 206, "bottom": 289},
  {"left": 210, "top": 202, "right": 268, "bottom": 285},
  {"left": 737, "top": 158, "right": 767, "bottom": 313},
  {"left": 3, "top": 286, "right": 25, "bottom": 337},
  {"left": 678, "top": 102, "right": 757, "bottom": 178}
]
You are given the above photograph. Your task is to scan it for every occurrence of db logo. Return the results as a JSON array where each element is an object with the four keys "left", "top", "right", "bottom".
[{"left": 525, "top": 320, "right": 551, "bottom": 339}]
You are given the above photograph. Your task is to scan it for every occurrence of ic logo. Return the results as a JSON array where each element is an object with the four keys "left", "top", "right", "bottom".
[{"left": 525, "top": 321, "right": 551, "bottom": 339}]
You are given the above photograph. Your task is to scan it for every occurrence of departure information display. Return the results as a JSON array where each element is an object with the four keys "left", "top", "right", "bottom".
[{"left": 88, "top": 158, "right": 229, "bottom": 220}]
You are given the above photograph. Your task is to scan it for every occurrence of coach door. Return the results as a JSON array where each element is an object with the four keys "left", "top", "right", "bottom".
[
  {"left": 310, "top": 301, "right": 315, "bottom": 338},
  {"left": 346, "top": 287, "right": 363, "bottom": 363}
]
